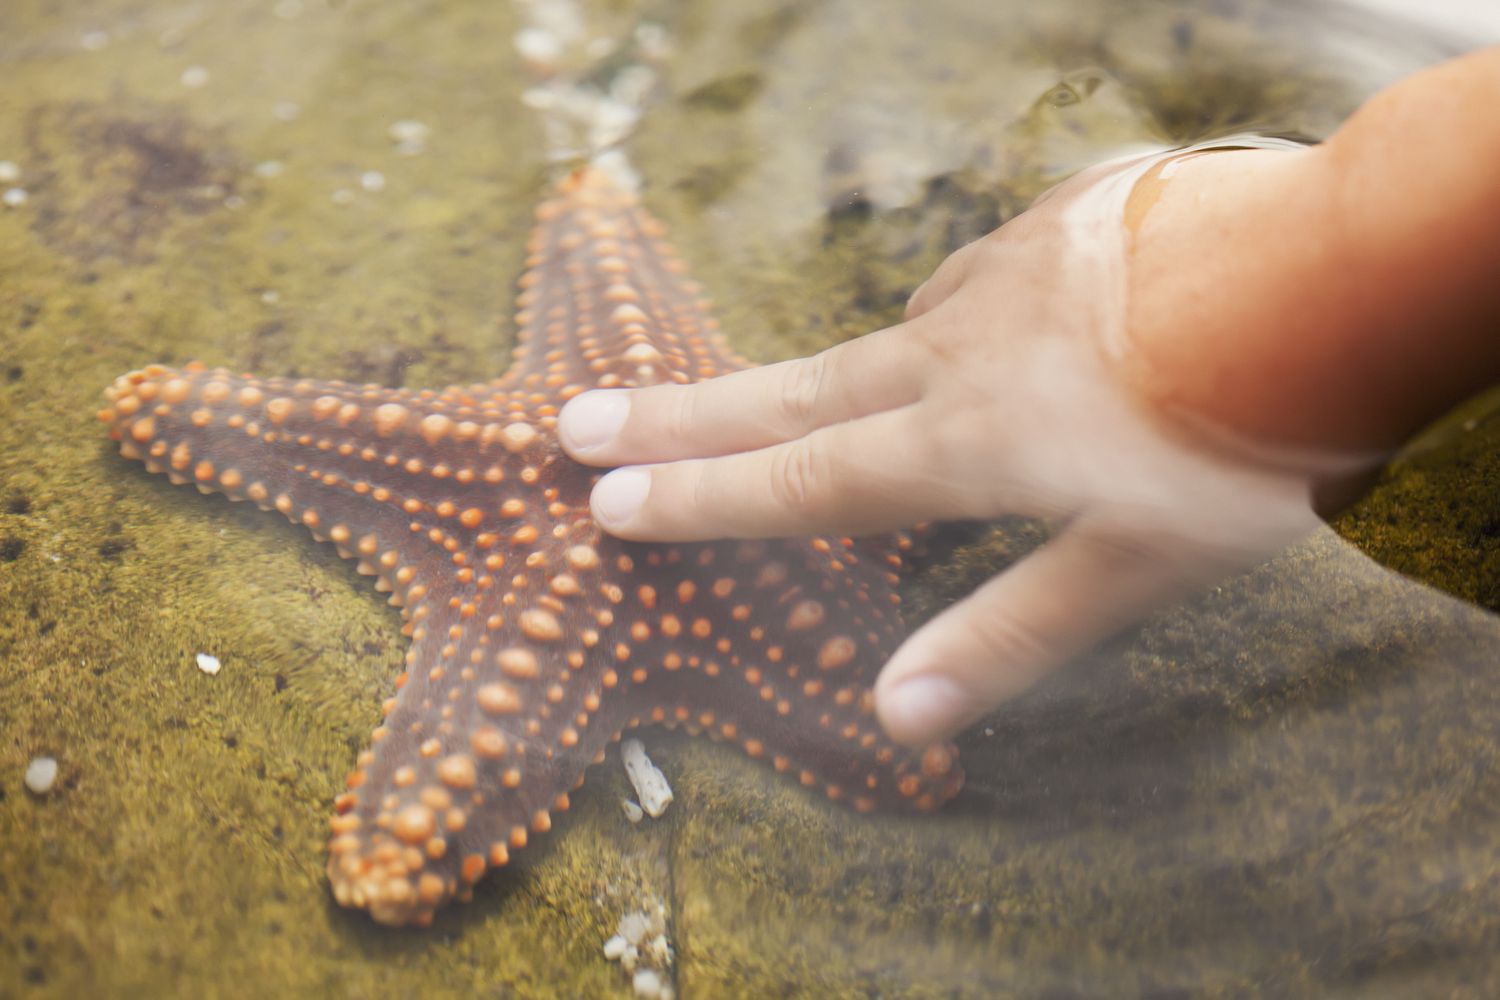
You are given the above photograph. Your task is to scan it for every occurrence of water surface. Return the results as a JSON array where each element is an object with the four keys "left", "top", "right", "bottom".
[{"left": 2, "top": 1, "right": 1498, "bottom": 996}]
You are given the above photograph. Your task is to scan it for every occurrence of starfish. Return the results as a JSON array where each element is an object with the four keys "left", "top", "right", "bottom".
[{"left": 98, "top": 166, "right": 963, "bottom": 927}]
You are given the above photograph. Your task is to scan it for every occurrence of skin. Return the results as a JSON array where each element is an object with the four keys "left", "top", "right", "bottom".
[{"left": 558, "top": 46, "right": 1500, "bottom": 749}]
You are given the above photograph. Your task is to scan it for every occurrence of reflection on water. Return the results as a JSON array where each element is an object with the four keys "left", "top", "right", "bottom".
[{"left": 0, "top": 0, "right": 1497, "bottom": 996}]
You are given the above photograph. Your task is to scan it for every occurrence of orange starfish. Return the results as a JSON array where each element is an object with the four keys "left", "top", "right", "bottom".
[{"left": 98, "top": 166, "right": 963, "bottom": 927}]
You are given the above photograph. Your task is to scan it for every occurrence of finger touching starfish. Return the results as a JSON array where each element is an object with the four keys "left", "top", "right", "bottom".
[{"left": 98, "top": 166, "right": 963, "bottom": 927}]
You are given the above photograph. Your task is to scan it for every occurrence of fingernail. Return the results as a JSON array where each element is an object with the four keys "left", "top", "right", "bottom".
[
  {"left": 882, "top": 676, "right": 971, "bottom": 743},
  {"left": 592, "top": 467, "right": 651, "bottom": 529},
  {"left": 559, "top": 391, "right": 629, "bottom": 453}
]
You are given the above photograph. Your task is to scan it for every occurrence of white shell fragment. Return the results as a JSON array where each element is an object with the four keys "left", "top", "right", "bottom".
[
  {"left": 632, "top": 969, "right": 663, "bottom": 999},
  {"left": 515, "top": 27, "right": 564, "bottom": 67},
  {"left": 387, "top": 119, "right": 430, "bottom": 156},
  {"left": 604, "top": 903, "right": 673, "bottom": 997},
  {"left": 25, "top": 757, "right": 58, "bottom": 794},
  {"left": 195, "top": 652, "right": 222, "bottom": 676},
  {"left": 621, "top": 738, "right": 672, "bottom": 818},
  {"left": 510, "top": 0, "right": 669, "bottom": 163},
  {"left": 618, "top": 911, "right": 650, "bottom": 943}
]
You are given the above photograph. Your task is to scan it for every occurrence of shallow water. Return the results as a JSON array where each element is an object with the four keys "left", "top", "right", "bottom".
[{"left": 2, "top": 0, "right": 1498, "bottom": 996}]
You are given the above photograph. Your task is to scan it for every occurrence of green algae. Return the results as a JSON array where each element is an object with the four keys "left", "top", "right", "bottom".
[
  {"left": 1335, "top": 391, "right": 1500, "bottom": 615},
  {"left": 2, "top": 0, "right": 1499, "bottom": 997}
]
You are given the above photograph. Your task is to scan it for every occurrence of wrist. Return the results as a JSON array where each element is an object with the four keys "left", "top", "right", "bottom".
[
  {"left": 1119, "top": 143, "right": 1484, "bottom": 464},
  {"left": 1120, "top": 51, "right": 1500, "bottom": 462}
]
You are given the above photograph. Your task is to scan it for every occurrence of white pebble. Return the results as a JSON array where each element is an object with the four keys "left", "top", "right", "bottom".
[
  {"left": 632, "top": 968, "right": 663, "bottom": 999},
  {"left": 261, "top": 290, "right": 282, "bottom": 305},
  {"left": 0, "top": 161, "right": 19, "bottom": 183},
  {"left": 602, "top": 934, "right": 629, "bottom": 960},
  {"left": 359, "top": 170, "right": 386, "bottom": 192},
  {"left": 388, "top": 119, "right": 430, "bottom": 144},
  {"left": 618, "top": 910, "right": 651, "bottom": 945},
  {"left": 621, "top": 738, "right": 673, "bottom": 818},
  {"left": 587, "top": 99, "right": 641, "bottom": 150},
  {"left": 25, "top": 757, "right": 58, "bottom": 794},
  {"left": 521, "top": 86, "right": 559, "bottom": 111},
  {"left": 180, "top": 66, "right": 210, "bottom": 89},
  {"left": 610, "top": 65, "right": 656, "bottom": 107},
  {"left": 80, "top": 30, "right": 109, "bottom": 51},
  {"left": 593, "top": 150, "right": 640, "bottom": 193},
  {"left": 515, "top": 27, "right": 563, "bottom": 67},
  {"left": 253, "top": 160, "right": 285, "bottom": 179},
  {"left": 634, "top": 23, "right": 670, "bottom": 60},
  {"left": 272, "top": 101, "right": 302, "bottom": 122},
  {"left": 330, "top": 188, "right": 355, "bottom": 205},
  {"left": 195, "top": 652, "right": 221, "bottom": 676},
  {"left": 3, "top": 188, "right": 28, "bottom": 208},
  {"left": 621, "top": 798, "right": 644, "bottom": 823},
  {"left": 526, "top": 1, "right": 585, "bottom": 45}
]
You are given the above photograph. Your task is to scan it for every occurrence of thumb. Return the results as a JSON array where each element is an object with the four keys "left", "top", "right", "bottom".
[{"left": 874, "top": 519, "right": 1201, "bottom": 746}]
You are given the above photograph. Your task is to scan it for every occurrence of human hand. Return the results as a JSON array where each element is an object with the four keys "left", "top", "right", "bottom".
[
  {"left": 557, "top": 48, "right": 1500, "bottom": 747},
  {"left": 557, "top": 147, "right": 1346, "bottom": 748}
]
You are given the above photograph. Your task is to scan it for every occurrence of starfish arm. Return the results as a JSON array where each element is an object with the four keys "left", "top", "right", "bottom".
[
  {"left": 98, "top": 365, "right": 450, "bottom": 573},
  {"left": 493, "top": 167, "right": 751, "bottom": 395},
  {"left": 98, "top": 362, "right": 576, "bottom": 590},
  {"left": 608, "top": 536, "right": 965, "bottom": 815},
  {"left": 100, "top": 362, "right": 611, "bottom": 925},
  {"left": 327, "top": 593, "right": 615, "bottom": 927}
]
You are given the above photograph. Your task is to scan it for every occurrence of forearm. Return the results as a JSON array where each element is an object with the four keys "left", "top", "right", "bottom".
[{"left": 1122, "top": 45, "right": 1500, "bottom": 455}]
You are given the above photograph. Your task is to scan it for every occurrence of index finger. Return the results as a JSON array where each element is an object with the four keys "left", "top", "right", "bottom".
[
  {"left": 557, "top": 322, "right": 926, "bottom": 467},
  {"left": 587, "top": 402, "right": 990, "bottom": 541}
]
